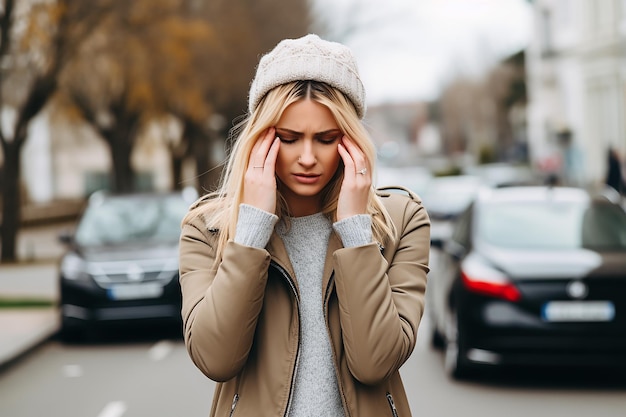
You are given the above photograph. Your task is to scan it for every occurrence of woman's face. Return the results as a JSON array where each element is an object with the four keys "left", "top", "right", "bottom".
[{"left": 274, "top": 98, "right": 342, "bottom": 216}]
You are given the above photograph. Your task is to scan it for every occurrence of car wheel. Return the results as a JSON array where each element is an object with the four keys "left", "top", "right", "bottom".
[
  {"left": 59, "top": 318, "right": 86, "bottom": 343},
  {"left": 426, "top": 304, "right": 445, "bottom": 350},
  {"left": 443, "top": 309, "right": 471, "bottom": 379},
  {"left": 431, "top": 325, "right": 445, "bottom": 349}
]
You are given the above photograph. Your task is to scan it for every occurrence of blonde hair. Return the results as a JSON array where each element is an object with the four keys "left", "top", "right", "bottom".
[{"left": 183, "top": 81, "right": 396, "bottom": 267}]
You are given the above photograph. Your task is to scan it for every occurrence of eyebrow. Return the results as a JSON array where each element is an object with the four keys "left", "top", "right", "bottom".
[{"left": 275, "top": 128, "right": 342, "bottom": 137}]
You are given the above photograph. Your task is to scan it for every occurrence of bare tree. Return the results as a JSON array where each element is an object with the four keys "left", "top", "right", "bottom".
[
  {"left": 179, "top": 0, "right": 311, "bottom": 192},
  {"left": 437, "top": 51, "right": 527, "bottom": 164},
  {"left": 0, "top": 0, "right": 108, "bottom": 262},
  {"left": 61, "top": 0, "right": 311, "bottom": 195},
  {"left": 60, "top": 0, "right": 213, "bottom": 193}
]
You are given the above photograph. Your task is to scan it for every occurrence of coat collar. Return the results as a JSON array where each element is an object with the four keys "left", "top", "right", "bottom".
[{"left": 266, "top": 228, "right": 343, "bottom": 297}]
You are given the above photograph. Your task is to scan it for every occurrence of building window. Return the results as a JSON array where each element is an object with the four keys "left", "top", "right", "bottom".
[{"left": 541, "top": 8, "right": 554, "bottom": 57}]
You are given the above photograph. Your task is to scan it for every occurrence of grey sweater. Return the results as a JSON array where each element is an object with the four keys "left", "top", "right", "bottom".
[{"left": 234, "top": 204, "right": 371, "bottom": 417}]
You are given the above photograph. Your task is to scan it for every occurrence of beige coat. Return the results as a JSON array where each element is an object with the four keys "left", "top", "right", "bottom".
[{"left": 179, "top": 188, "right": 430, "bottom": 417}]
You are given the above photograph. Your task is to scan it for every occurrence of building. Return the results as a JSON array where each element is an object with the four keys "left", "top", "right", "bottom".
[
  {"left": 526, "top": 0, "right": 626, "bottom": 187},
  {"left": 17, "top": 107, "right": 177, "bottom": 205}
]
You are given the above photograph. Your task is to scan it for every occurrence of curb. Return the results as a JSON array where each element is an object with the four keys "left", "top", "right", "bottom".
[{"left": 0, "top": 308, "right": 60, "bottom": 370}]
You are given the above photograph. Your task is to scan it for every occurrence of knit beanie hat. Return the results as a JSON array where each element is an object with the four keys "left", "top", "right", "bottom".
[{"left": 248, "top": 34, "right": 366, "bottom": 119}]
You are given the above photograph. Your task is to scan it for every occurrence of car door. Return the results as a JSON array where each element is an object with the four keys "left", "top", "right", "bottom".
[{"left": 431, "top": 205, "right": 473, "bottom": 334}]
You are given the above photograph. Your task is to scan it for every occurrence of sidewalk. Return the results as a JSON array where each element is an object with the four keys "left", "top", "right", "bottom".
[{"left": 0, "top": 221, "right": 72, "bottom": 369}]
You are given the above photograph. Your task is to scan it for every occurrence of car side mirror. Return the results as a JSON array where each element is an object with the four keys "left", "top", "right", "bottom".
[
  {"left": 430, "top": 237, "right": 444, "bottom": 250},
  {"left": 443, "top": 240, "right": 466, "bottom": 261}
]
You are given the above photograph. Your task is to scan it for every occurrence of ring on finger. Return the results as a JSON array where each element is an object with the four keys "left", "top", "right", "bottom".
[
  {"left": 357, "top": 168, "right": 367, "bottom": 175},
  {"left": 253, "top": 166, "right": 264, "bottom": 169}
]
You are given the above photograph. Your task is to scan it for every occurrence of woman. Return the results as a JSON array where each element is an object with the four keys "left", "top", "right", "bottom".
[
  {"left": 179, "top": 34, "right": 430, "bottom": 417},
  {"left": 606, "top": 147, "right": 625, "bottom": 195}
]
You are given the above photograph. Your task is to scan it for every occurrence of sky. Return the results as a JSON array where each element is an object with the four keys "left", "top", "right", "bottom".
[{"left": 311, "top": 0, "right": 534, "bottom": 105}]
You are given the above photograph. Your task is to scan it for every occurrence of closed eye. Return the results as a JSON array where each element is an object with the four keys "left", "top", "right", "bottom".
[
  {"left": 277, "top": 134, "right": 298, "bottom": 144},
  {"left": 275, "top": 129, "right": 342, "bottom": 145},
  {"left": 317, "top": 135, "right": 340, "bottom": 145}
]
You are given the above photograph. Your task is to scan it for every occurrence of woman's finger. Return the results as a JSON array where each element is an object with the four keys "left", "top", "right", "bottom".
[
  {"left": 337, "top": 138, "right": 370, "bottom": 220},
  {"left": 338, "top": 141, "right": 355, "bottom": 173},
  {"left": 264, "top": 138, "right": 280, "bottom": 179},
  {"left": 250, "top": 127, "right": 276, "bottom": 169},
  {"left": 342, "top": 137, "right": 368, "bottom": 175},
  {"left": 248, "top": 137, "right": 264, "bottom": 170},
  {"left": 243, "top": 128, "right": 278, "bottom": 214}
]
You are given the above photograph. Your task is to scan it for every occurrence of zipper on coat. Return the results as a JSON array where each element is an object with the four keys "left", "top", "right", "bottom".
[
  {"left": 229, "top": 393, "right": 239, "bottom": 417},
  {"left": 228, "top": 365, "right": 246, "bottom": 417},
  {"left": 323, "top": 273, "right": 351, "bottom": 417},
  {"left": 386, "top": 392, "right": 399, "bottom": 417},
  {"left": 270, "top": 261, "right": 301, "bottom": 417}
]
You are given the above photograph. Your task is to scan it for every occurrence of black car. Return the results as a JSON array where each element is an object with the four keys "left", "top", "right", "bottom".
[
  {"left": 427, "top": 186, "right": 626, "bottom": 379},
  {"left": 58, "top": 188, "right": 196, "bottom": 341},
  {"left": 420, "top": 175, "right": 483, "bottom": 243}
]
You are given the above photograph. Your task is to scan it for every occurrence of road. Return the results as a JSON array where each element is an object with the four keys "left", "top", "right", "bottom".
[
  {"left": 1, "top": 317, "right": 625, "bottom": 417},
  {"left": 0, "top": 327, "right": 213, "bottom": 417}
]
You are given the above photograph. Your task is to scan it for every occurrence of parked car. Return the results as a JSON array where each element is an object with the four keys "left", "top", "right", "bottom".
[
  {"left": 376, "top": 165, "right": 433, "bottom": 197},
  {"left": 58, "top": 188, "right": 197, "bottom": 341},
  {"left": 427, "top": 186, "right": 626, "bottom": 379},
  {"left": 464, "top": 162, "right": 540, "bottom": 188},
  {"left": 420, "top": 175, "right": 483, "bottom": 243}
]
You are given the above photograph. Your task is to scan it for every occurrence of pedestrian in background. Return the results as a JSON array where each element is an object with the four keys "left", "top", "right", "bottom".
[
  {"left": 606, "top": 147, "right": 625, "bottom": 195},
  {"left": 178, "top": 34, "right": 430, "bottom": 416}
]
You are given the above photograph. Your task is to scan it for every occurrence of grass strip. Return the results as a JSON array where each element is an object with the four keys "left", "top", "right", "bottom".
[{"left": 0, "top": 298, "right": 54, "bottom": 309}]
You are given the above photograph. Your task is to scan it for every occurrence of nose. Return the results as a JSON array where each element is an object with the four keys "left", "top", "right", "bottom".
[{"left": 298, "top": 141, "right": 316, "bottom": 166}]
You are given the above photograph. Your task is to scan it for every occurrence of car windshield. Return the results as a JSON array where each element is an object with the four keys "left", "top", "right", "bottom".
[
  {"left": 377, "top": 166, "right": 432, "bottom": 196},
  {"left": 478, "top": 202, "right": 626, "bottom": 250},
  {"left": 75, "top": 194, "right": 189, "bottom": 246},
  {"left": 421, "top": 176, "right": 482, "bottom": 216}
]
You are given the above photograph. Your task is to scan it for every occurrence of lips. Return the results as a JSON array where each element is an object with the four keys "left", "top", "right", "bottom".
[{"left": 293, "top": 173, "right": 321, "bottom": 184}]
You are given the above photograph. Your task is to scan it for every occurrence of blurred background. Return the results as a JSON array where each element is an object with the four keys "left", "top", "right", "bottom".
[
  {"left": 1, "top": 1, "right": 626, "bottom": 417},
  {"left": 0, "top": 0, "right": 625, "bottom": 262}
]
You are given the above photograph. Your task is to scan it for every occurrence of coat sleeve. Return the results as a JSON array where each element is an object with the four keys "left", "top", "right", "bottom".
[
  {"left": 332, "top": 194, "right": 430, "bottom": 385},
  {"left": 178, "top": 218, "right": 270, "bottom": 382}
]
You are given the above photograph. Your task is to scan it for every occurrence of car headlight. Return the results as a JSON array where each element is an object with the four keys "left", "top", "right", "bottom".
[{"left": 60, "top": 252, "right": 90, "bottom": 281}]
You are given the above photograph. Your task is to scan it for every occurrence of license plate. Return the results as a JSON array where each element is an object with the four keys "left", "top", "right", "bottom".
[
  {"left": 107, "top": 283, "right": 163, "bottom": 300},
  {"left": 542, "top": 301, "right": 615, "bottom": 322}
]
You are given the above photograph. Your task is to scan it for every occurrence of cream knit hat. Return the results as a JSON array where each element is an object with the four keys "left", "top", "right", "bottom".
[{"left": 248, "top": 34, "right": 366, "bottom": 119}]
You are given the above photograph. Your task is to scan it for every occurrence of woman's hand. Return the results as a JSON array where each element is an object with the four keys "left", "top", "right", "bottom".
[
  {"left": 242, "top": 127, "right": 280, "bottom": 214},
  {"left": 337, "top": 136, "right": 371, "bottom": 221}
]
